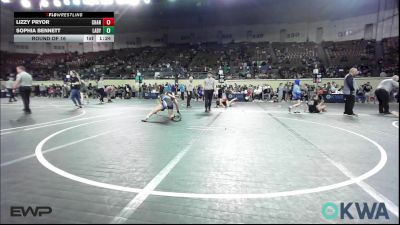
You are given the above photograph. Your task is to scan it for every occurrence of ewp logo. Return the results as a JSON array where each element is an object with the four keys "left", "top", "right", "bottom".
[
  {"left": 10, "top": 206, "right": 52, "bottom": 217},
  {"left": 322, "top": 202, "right": 389, "bottom": 220}
]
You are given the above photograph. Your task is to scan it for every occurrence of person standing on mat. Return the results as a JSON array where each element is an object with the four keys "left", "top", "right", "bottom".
[
  {"left": 186, "top": 75, "right": 194, "bottom": 108},
  {"left": 13, "top": 66, "right": 33, "bottom": 114},
  {"left": 179, "top": 83, "right": 185, "bottom": 101},
  {"left": 288, "top": 79, "right": 303, "bottom": 113},
  {"left": 204, "top": 73, "right": 216, "bottom": 112},
  {"left": 68, "top": 70, "right": 82, "bottom": 109},
  {"left": 6, "top": 76, "right": 17, "bottom": 103},
  {"left": 343, "top": 68, "right": 359, "bottom": 116},
  {"left": 80, "top": 79, "right": 89, "bottom": 104},
  {"left": 375, "top": 75, "right": 399, "bottom": 114},
  {"left": 277, "top": 83, "right": 284, "bottom": 102},
  {"left": 97, "top": 76, "right": 105, "bottom": 104}
]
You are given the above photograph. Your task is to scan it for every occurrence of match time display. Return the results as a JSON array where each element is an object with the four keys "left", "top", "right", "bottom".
[{"left": 14, "top": 12, "right": 114, "bottom": 43}]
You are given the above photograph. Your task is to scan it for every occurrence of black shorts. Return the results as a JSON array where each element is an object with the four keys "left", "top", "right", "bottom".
[
  {"left": 308, "top": 105, "right": 320, "bottom": 113},
  {"left": 161, "top": 100, "right": 173, "bottom": 111}
]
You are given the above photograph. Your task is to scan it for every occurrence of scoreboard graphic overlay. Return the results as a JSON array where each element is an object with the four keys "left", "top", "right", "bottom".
[{"left": 14, "top": 12, "right": 114, "bottom": 43}]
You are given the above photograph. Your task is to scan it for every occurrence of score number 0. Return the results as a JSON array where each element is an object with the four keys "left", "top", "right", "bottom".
[
  {"left": 102, "top": 18, "right": 114, "bottom": 34},
  {"left": 102, "top": 18, "right": 114, "bottom": 26}
]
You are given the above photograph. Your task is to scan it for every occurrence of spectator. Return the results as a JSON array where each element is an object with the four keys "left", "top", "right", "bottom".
[
  {"left": 196, "top": 85, "right": 204, "bottom": 101},
  {"left": 97, "top": 76, "right": 105, "bottom": 103},
  {"left": 362, "top": 81, "right": 373, "bottom": 103},
  {"left": 330, "top": 82, "right": 337, "bottom": 93},
  {"left": 263, "top": 85, "right": 272, "bottom": 100},
  {"left": 179, "top": 83, "right": 185, "bottom": 100},
  {"left": 277, "top": 83, "right": 284, "bottom": 102},
  {"left": 356, "top": 86, "right": 366, "bottom": 103},
  {"left": 39, "top": 83, "right": 47, "bottom": 97},
  {"left": 6, "top": 76, "right": 17, "bottom": 103}
]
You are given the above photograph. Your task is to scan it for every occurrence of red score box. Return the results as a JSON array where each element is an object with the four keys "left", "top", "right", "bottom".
[{"left": 102, "top": 18, "right": 114, "bottom": 26}]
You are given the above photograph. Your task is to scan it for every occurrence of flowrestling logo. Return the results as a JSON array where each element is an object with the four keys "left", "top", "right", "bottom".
[{"left": 322, "top": 202, "right": 389, "bottom": 220}]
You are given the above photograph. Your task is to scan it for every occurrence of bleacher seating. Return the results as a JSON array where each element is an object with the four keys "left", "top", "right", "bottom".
[
  {"left": 273, "top": 42, "right": 319, "bottom": 66},
  {"left": 1, "top": 37, "right": 398, "bottom": 81},
  {"left": 322, "top": 39, "right": 376, "bottom": 67},
  {"left": 382, "top": 37, "right": 399, "bottom": 75}
]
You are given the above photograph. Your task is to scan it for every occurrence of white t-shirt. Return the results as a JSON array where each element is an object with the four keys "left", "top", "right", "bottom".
[
  {"left": 187, "top": 81, "right": 194, "bottom": 92},
  {"left": 6, "top": 80, "right": 14, "bottom": 89},
  {"left": 204, "top": 77, "right": 216, "bottom": 90},
  {"left": 16, "top": 71, "right": 33, "bottom": 87},
  {"left": 97, "top": 80, "right": 105, "bottom": 89}
]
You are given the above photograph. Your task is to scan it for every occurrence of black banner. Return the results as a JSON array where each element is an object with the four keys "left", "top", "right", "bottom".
[
  {"left": 14, "top": 12, "right": 114, "bottom": 18},
  {"left": 322, "top": 94, "right": 345, "bottom": 103},
  {"left": 15, "top": 18, "right": 105, "bottom": 26}
]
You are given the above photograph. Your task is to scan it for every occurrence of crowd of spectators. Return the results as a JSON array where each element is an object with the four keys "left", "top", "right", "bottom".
[
  {"left": 21, "top": 82, "right": 137, "bottom": 100},
  {"left": 380, "top": 37, "right": 399, "bottom": 75},
  {"left": 1, "top": 38, "right": 398, "bottom": 81},
  {"left": 323, "top": 39, "right": 376, "bottom": 67},
  {"left": 322, "top": 39, "right": 378, "bottom": 78},
  {"left": 2, "top": 77, "right": 397, "bottom": 104}
]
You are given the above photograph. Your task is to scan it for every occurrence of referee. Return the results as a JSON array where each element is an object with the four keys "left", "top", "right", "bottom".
[
  {"left": 13, "top": 66, "right": 33, "bottom": 114},
  {"left": 204, "top": 73, "right": 216, "bottom": 112},
  {"left": 97, "top": 76, "right": 105, "bottom": 103},
  {"left": 186, "top": 75, "right": 194, "bottom": 108},
  {"left": 375, "top": 75, "right": 399, "bottom": 114}
]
